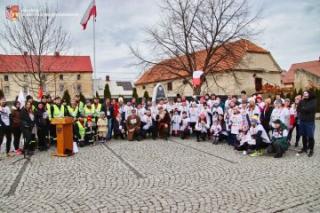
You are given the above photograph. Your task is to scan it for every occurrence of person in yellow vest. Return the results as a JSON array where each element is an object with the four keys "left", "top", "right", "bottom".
[
  {"left": 83, "top": 99, "right": 94, "bottom": 118},
  {"left": 93, "top": 97, "right": 102, "bottom": 120},
  {"left": 74, "top": 117, "right": 86, "bottom": 147},
  {"left": 45, "top": 95, "right": 55, "bottom": 144},
  {"left": 75, "top": 95, "right": 84, "bottom": 114},
  {"left": 51, "top": 97, "right": 65, "bottom": 119},
  {"left": 50, "top": 97, "right": 65, "bottom": 144},
  {"left": 67, "top": 99, "right": 80, "bottom": 118}
]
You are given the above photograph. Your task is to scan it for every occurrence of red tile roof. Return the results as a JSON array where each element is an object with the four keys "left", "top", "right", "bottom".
[
  {"left": 282, "top": 60, "right": 320, "bottom": 84},
  {"left": 0, "top": 55, "right": 93, "bottom": 73},
  {"left": 135, "top": 39, "right": 269, "bottom": 85}
]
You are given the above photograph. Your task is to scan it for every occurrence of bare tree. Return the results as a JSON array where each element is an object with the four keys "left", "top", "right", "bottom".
[
  {"left": 0, "top": 4, "right": 71, "bottom": 95},
  {"left": 131, "top": 0, "right": 259, "bottom": 95}
]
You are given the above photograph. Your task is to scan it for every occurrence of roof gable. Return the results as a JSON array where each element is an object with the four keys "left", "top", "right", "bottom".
[
  {"left": 0, "top": 55, "right": 93, "bottom": 73},
  {"left": 135, "top": 39, "right": 269, "bottom": 85},
  {"left": 282, "top": 60, "right": 320, "bottom": 84}
]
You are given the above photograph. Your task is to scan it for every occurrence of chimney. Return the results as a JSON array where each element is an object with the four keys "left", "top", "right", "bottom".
[
  {"left": 106, "top": 75, "right": 110, "bottom": 81},
  {"left": 54, "top": 51, "right": 60, "bottom": 57},
  {"left": 23, "top": 51, "right": 28, "bottom": 56}
]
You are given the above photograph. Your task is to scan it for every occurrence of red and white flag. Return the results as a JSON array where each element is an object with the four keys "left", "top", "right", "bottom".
[
  {"left": 192, "top": 70, "right": 204, "bottom": 87},
  {"left": 80, "top": 0, "right": 97, "bottom": 30}
]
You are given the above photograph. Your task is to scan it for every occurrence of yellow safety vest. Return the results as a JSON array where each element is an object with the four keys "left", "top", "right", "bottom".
[
  {"left": 84, "top": 106, "right": 94, "bottom": 117},
  {"left": 52, "top": 104, "right": 65, "bottom": 118},
  {"left": 76, "top": 121, "right": 85, "bottom": 140},
  {"left": 93, "top": 103, "right": 102, "bottom": 117},
  {"left": 68, "top": 106, "right": 79, "bottom": 118}
]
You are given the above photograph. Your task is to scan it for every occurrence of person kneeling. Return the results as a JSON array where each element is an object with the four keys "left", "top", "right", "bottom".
[
  {"left": 267, "top": 119, "right": 289, "bottom": 158},
  {"left": 210, "top": 120, "right": 222, "bottom": 144},
  {"left": 239, "top": 116, "right": 271, "bottom": 156},
  {"left": 195, "top": 113, "right": 210, "bottom": 142},
  {"left": 180, "top": 111, "right": 191, "bottom": 140},
  {"left": 126, "top": 109, "right": 142, "bottom": 141},
  {"left": 141, "top": 110, "right": 156, "bottom": 139}
]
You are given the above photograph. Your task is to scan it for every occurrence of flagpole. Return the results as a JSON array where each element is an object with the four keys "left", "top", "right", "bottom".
[{"left": 93, "top": 16, "right": 96, "bottom": 95}]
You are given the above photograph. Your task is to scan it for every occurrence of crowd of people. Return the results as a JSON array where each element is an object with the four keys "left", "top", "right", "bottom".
[{"left": 0, "top": 89, "right": 317, "bottom": 158}]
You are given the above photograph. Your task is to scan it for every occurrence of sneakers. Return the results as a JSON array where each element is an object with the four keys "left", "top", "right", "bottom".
[
  {"left": 308, "top": 150, "right": 314, "bottom": 157},
  {"left": 6, "top": 153, "right": 14, "bottom": 158},
  {"left": 298, "top": 149, "right": 307, "bottom": 154},
  {"left": 250, "top": 150, "right": 264, "bottom": 157},
  {"left": 15, "top": 149, "right": 23, "bottom": 156},
  {"left": 242, "top": 151, "right": 247, "bottom": 155}
]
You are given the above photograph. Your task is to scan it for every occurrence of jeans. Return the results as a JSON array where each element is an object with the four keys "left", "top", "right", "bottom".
[{"left": 107, "top": 118, "right": 113, "bottom": 140}]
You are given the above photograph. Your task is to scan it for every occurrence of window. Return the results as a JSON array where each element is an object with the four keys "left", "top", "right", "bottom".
[
  {"left": 4, "top": 86, "right": 9, "bottom": 95},
  {"left": 167, "top": 82, "right": 173, "bottom": 91},
  {"left": 4, "top": 75, "right": 9, "bottom": 81},
  {"left": 77, "top": 84, "right": 82, "bottom": 93},
  {"left": 142, "top": 85, "right": 146, "bottom": 90},
  {"left": 77, "top": 74, "right": 81, "bottom": 80},
  {"left": 23, "top": 74, "right": 28, "bottom": 82},
  {"left": 59, "top": 74, "right": 63, "bottom": 80},
  {"left": 59, "top": 84, "right": 64, "bottom": 92},
  {"left": 255, "top": 78, "right": 262, "bottom": 92},
  {"left": 41, "top": 74, "right": 47, "bottom": 81}
]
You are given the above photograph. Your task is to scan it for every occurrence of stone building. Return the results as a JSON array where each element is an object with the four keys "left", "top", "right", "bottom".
[
  {"left": 282, "top": 59, "right": 320, "bottom": 90},
  {"left": 135, "top": 39, "right": 282, "bottom": 97},
  {"left": 94, "top": 76, "right": 133, "bottom": 99},
  {"left": 0, "top": 53, "right": 93, "bottom": 101}
]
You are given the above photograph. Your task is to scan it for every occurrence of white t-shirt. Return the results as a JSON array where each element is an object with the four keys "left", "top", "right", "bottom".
[
  {"left": 180, "top": 117, "right": 190, "bottom": 131},
  {"left": 230, "top": 113, "right": 242, "bottom": 134},
  {"left": 0, "top": 106, "right": 11, "bottom": 126},
  {"left": 249, "top": 124, "right": 270, "bottom": 144},
  {"left": 189, "top": 107, "right": 199, "bottom": 123}
]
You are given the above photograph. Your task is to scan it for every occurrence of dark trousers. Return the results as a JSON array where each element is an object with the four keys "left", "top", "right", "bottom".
[
  {"left": 37, "top": 127, "right": 48, "bottom": 150},
  {"left": 22, "top": 127, "right": 35, "bottom": 152},
  {"left": 287, "top": 123, "right": 301, "bottom": 144},
  {"left": 228, "top": 133, "right": 237, "bottom": 146},
  {"left": 0, "top": 126, "right": 12, "bottom": 153},
  {"left": 141, "top": 126, "right": 156, "bottom": 139},
  {"left": 12, "top": 127, "right": 22, "bottom": 150},
  {"left": 49, "top": 124, "right": 56, "bottom": 144},
  {"left": 267, "top": 142, "right": 285, "bottom": 157},
  {"left": 196, "top": 131, "right": 207, "bottom": 141},
  {"left": 302, "top": 136, "right": 315, "bottom": 151},
  {"left": 180, "top": 129, "right": 190, "bottom": 139}
]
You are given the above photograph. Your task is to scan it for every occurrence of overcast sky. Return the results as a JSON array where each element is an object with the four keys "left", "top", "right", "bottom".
[{"left": 1, "top": 0, "right": 319, "bottom": 81}]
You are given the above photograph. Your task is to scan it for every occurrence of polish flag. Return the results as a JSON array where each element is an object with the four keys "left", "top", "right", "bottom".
[
  {"left": 80, "top": 0, "right": 97, "bottom": 30},
  {"left": 38, "top": 87, "right": 43, "bottom": 100},
  {"left": 192, "top": 70, "right": 204, "bottom": 87}
]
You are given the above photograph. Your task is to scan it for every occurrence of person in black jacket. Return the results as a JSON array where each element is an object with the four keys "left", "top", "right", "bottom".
[
  {"left": 260, "top": 98, "right": 273, "bottom": 138},
  {"left": 102, "top": 98, "right": 114, "bottom": 140},
  {"left": 20, "top": 102, "right": 36, "bottom": 156},
  {"left": 35, "top": 102, "right": 49, "bottom": 151},
  {"left": 297, "top": 90, "right": 317, "bottom": 157}
]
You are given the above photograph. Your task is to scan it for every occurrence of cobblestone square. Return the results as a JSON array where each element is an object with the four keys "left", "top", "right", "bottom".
[{"left": 0, "top": 123, "right": 319, "bottom": 213}]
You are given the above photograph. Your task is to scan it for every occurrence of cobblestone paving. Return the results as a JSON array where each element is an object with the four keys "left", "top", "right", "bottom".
[{"left": 0, "top": 123, "right": 319, "bottom": 213}]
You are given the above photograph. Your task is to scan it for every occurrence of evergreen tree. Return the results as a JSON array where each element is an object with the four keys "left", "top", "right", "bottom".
[
  {"left": 298, "top": 88, "right": 303, "bottom": 96},
  {"left": 62, "top": 90, "right": 71, "bottom": 105},
  {"left": 104, "top": 83, "right": 111, "bottom": 99},
  {"left": 132, "top": 87, "right": 139, "bottom": 99},
  {"left": 143, "top": 90, "right": 150, "bottom": 100},
  {"left": 79, "top": 92, "right": 86, "bottom": 103},
  {"left": 0, "top": 89, "right": 4, "bottom": 99}
]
